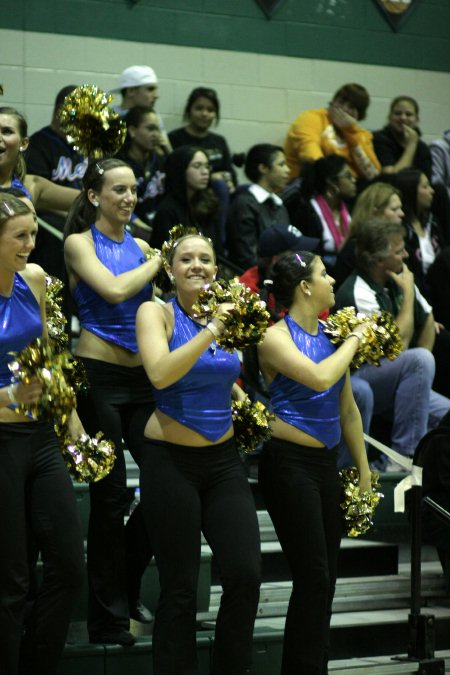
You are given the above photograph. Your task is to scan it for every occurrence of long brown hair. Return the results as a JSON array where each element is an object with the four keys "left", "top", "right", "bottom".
[{"left": 0, "top": 107, "right": 28, "bottom": 182}]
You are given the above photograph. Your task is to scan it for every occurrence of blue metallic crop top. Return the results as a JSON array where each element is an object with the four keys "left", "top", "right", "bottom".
[
  {"left": 269, "top": 314, "right": 344, "bottom": 448},
  {"left": 0, "top": 273, "right": 42, "bottom": 388},
  {"left": 153, "top": 298, "right": 241, "bottom": 441},
  {"left": 73, "top": 225, "right": 152, "bottom": 353},
  {"left": 11, "top": 176, "right": 32, "bottom": 200}
]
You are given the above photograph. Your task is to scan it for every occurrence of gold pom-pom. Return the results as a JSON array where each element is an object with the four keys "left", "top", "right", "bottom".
[
  {"left": 232, "top": 399, "right": 275, "bottom": 453},
  {"left": 58, "top": 85, "right": 126, "bottom": 158},
  {"left": 8, "top": 338, "right": 76, "bottom": 425},
  {"left": 161, "top": 224, "right": 202, "bottom": 266},
  {"left": 45, "top": 275, "right": 69, "bottom": 353},
  {"left": 44, "top": 275, "right": 89, "bottom": 394},
  {"left": 323, "top": 307, "right": 403, "bottom": 368},
  {"left": 340, "top": 467, "right": 383, "bottom": 537},
  {"left": 57, "top": 429, "right": 116, "bottom": 483},
  {"left": 192, "top": 278, "right": 270, "bottom": 352}
]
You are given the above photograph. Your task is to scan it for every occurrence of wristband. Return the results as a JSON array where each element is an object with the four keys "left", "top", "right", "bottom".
[
  {"left": 7, "top": 384, "right": 18, "bottom": 405},
  {"left": 206, "top": 321, "right": 222, "bottom": 339},
  {"left": 346, "top": 332, "right": 362, "bottom": 344}
]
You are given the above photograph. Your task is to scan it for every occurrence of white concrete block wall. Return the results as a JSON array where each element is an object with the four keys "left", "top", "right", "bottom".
[{"left": 2, "top": 27, "right": 450, "bottom": 167}]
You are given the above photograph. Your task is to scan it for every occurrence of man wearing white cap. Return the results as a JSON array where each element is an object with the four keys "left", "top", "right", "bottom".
[{"left": 111, "top": 65, "right": 171, "bottom": 152}]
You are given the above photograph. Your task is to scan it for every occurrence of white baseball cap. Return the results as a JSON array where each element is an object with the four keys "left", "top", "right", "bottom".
[{"left": 111, "top": 65, "right": 158, "bottom": 92}]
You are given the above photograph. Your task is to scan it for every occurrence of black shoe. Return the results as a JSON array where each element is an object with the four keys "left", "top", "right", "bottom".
[
  {"left": 89, "top": 629, "right": 136, "bottom": 647},
  {"left": 129, "top": 600, "right": 153, "bottom": 624}
]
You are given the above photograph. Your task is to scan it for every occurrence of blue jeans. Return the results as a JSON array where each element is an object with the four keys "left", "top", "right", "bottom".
[{"left": 352, "top": 348, "right": 450, "bottom": 458}]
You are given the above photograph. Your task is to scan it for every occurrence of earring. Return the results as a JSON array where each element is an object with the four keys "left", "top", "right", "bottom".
[
  {"left": 305, "top": 289, "right": 312, "bottom": 296},
  {"left": 92, "top": 201, "right": 99, "bottom": 207}
]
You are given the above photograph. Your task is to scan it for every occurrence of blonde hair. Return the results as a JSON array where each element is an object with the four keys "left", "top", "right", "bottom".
[
  {"left": 0, "top": 107, "right": 28, "bottom": 182},
  {"left": 350, "top": 182, "right": 401, "bottom": 237}
]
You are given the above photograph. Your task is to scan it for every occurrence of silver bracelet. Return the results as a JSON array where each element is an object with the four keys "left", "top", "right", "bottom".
[
  {"left": 206, "top": 321, "right": 222, "bottom": 338},
  {"left": 346, "top": 332, "right": 362, "bottom": 344},
  {"left": 7, "top": 384, "right": 18, "bottom": 405}
]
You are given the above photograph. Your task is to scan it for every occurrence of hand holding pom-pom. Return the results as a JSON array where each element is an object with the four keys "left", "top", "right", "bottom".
[
  {"left": 192, "top": 278, "right": 270, "bottom": 352},
  {"left": 8, "top": 338, "right": 76, "bottom": 426},
  {"left": 231, "top": 399, "right": 275, "bottom": 454},
  {"left": 340, "top": 467, "right": 383, "bottom": 537},
  {"left": 323, "top": 307, "right": 402, "bottom": 368},
  {"left": 57, "top": 430, "right": 116, "bottom": 483}
]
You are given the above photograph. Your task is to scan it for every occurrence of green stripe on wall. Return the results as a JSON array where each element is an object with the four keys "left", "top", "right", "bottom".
[{"left": 4, "top": 0, "right": 450, "bottom": 73}]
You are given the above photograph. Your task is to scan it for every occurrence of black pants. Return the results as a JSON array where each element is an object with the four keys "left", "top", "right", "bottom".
[
  {"left": 0, "top": 422, "right": 85, "bottom": 675},
  {"left": 259, "top": 438, "right": 342, "bottom": 675},
  {"left": 77, "top": 358, "right": 154, "bottom": 635},
  {"left": 140, "top": 437, "right": 261, "bottom": 675}
]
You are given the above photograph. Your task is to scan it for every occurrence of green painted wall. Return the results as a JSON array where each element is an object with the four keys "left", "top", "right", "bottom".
[{"left": 4, "top": 0, "right": 450, "bottom": 73}]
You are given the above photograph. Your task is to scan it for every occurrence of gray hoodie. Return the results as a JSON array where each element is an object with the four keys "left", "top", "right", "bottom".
[{"left": 430, "top": 129, "right": 450, "bottom": 201}]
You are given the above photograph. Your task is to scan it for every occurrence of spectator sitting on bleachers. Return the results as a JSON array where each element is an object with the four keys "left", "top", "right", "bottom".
[
  {"left": 284, "top": 83, "right": 380, "bottom": 184},
  {"left": 150, "top": 145, "right": 221, "bottom": 252},
  {"left": 111, "top": 65, "right": 171, "bottom": 154},
  {"left": 334, "top": 181, "right": 404, "bottom": 289},
  {"left": 25, "top": 85, "right": 87, "bottom": 280},
  {"left": 169, "top": 87, "right": 237, "bottom": 247},
  {"left": 226, "top": 144, "right": 291, "bottom": 270},
  {"left": 334, "top": 217, "right": 450, "bottom": 471},
  {"left": 116, "top": 105, "right": 166, "bottom": 240},
  {"left": 169, "top": 87, "right": 236, "bottom": 194},
  {"left": 373, "top": 96, "right": 432, "bottom": 178},
  {"left": 0, "top": 106, "right": 79, "bottom": 215},
  {"left": 430, "top": 129, "right": 450, "bottom": 202},
  {"left": 292, "top": 154, "right": 356, "bottom": 276}
]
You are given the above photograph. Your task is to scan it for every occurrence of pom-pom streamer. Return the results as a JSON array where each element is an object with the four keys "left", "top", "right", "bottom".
[
  {"left": 340, "top": 467, "right": 383, "bottom": 537},
  {"left": 192, "top": 278, "right": 270, "bottom": 352},
  {"left": 57, "top": 429, "right": 116, "bottom": 483},
  {"left": 323, "top": 307, "right": 402, "bottom": 368},
  {"left": 231, "top": 399, "right": 275, "bottom": 454},
  {"left": 59, "top": 85, "right": 126, "bottom": 158},
  {"left": 8, "top": 338, "right": 76, "bottom": 425}
]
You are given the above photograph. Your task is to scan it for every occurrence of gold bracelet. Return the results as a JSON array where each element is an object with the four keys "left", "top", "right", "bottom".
[{"left": 7, "top": 384, "right": 18, "bottom": 405}]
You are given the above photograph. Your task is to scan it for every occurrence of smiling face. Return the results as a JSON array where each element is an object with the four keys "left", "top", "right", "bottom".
[
  {"left": 0, "top": 212, "right": 37, "bottom": 273},
  {"left": 170, "top": 236, "right": 217, "bottom": 297},
  {"left": 89, "top": 166, "right": 137, "bottom": 227},
  {"left": 0, "top": 113, "right": 29, "bottom": 180},
  {"left": 388, "top": 99, "right": 418, "bottom": 136}
]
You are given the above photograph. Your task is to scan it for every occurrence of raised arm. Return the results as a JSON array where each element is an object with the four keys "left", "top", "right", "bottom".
[
  {"left": 64, "top": 234, "right": 162, "bottom": 304},
  {"left": 257, "top": 321, "right": 365, "bottom": 392},
  {"left": 136, "top": 301, "right": 225, "bottom": 389}
]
